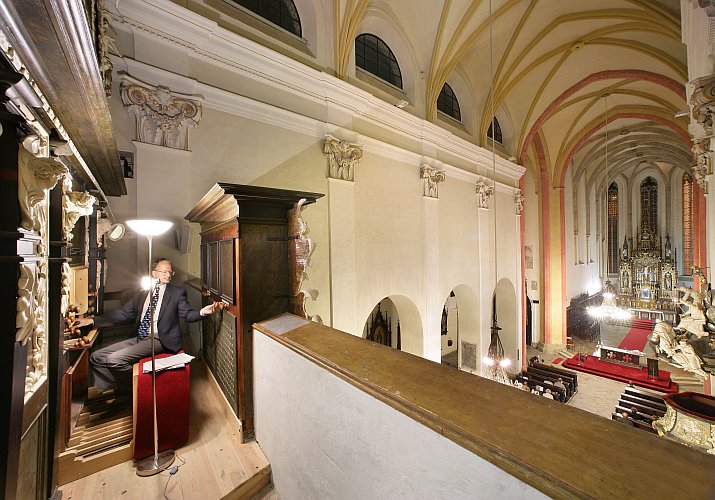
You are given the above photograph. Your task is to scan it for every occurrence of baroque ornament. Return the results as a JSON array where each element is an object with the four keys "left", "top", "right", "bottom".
[
  {"left": 289, "top": 198, "right": 321, "bottom": 323},
  {"left": 514, "top": 192, "right": 525, "bottom": 215},
  {"left": 692, "top": 138, "right": 711, "bottom": 194},
  {"left": 324, "top": 134, "right": 363, "bottom": 181},
  {"left": 420, "top": 165, "right": 446, "bottom": 198},
  {"left": 690, "top": 74, "right": 715, "bottom": 131},
  {"left": 98, "top": 2, "right": 119, "bottom": 97},
  {"left": 120, "top": 74, "right": 203, "bottom": 150},
  {"left": 63, "top": 191, "right": 96, "bottom": 241},
  {"left": 475, "top": 181, "right": 494, "bottom": 209},
  {"left": 18, "top": 147, "right": 68, "bottom": 232}
]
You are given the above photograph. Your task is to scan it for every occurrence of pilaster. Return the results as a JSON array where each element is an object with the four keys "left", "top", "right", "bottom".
[{"left": 327, "top": 178, "right": 357, "bottom": 332}]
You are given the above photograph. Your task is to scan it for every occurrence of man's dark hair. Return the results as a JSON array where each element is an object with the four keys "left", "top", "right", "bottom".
[{"left": 153, "top": 258, "right": 171, "bottom": 269}]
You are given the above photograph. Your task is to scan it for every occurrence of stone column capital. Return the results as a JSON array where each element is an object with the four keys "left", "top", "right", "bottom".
[{"left": 324, "top": 134, "right": 363, "bottom": 181}]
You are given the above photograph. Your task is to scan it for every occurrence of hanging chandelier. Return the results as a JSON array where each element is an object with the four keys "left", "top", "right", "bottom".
[
  {"left": 587, "top": 94, "right": 631, "bottom": 322},
  {"left": 483, "top": 319, "right": 511, "bottom": 384},
  {"left": 587, "top": 280, "right": 631, "bottom": 320}
]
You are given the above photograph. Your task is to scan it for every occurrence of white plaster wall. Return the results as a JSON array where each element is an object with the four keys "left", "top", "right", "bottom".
[
  {"left": 103, "top": 2, "right": 525, "bottom": 366},
  {"left": 253, "top": 330, "right": 545, "bottom": 500},
  {"left": 522, "top": 169, "right": 543, "bottom": 345},
  {"left": 564, "top": 167, "right": 599, "bottom": 299}
]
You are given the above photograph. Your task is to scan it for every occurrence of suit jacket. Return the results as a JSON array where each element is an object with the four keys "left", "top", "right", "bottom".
[{"left": 93, "top": 283, "right": 202, "bottom": 352}]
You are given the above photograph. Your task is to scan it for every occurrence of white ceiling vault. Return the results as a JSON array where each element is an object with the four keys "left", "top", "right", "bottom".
[
  {"left": 333, "top": 0, "right": 689, "bottom": 189},
  {"left": 157, "top": 0, "right": 690, "bottom": 190}
]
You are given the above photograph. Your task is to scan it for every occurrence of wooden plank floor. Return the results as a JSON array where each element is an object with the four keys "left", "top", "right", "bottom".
[{"left": 60, "top": 362, "right": 271, "bottom": 500}]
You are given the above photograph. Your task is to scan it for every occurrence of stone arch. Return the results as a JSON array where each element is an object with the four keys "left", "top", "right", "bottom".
[{"left": 361, "top": 295, "right": 424, "bottom": 356}]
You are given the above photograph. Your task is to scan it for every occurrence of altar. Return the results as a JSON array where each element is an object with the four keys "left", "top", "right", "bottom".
[
  {"left": 599, "top": 345, "right": 647, "bottom": 367},
  {"left": 617, "top": 229, "right": 677, "bottom": 322}
]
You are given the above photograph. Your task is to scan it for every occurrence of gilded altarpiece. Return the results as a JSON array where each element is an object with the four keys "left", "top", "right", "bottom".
[{"left": 618, "top": 229, "right": 677, "bottom": 316}]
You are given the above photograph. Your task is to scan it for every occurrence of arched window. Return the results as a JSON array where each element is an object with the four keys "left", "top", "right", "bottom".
[
  {"left": 487, "top": 117, "right": 502, "bottom": 144},
  {"left": 608, "top": 182, "right": 618, "bottom": 274},
  {"left": 233, "top": 0, "right": 302, "bottom": 37},
  {"left": 437, "top": 83, "right": 461, "bottom": 121},
  {"left": 640, "top": 176, "right": 658, "bottom": 234},
  {"left": 682, "top": 173, "right": 693, "bottom": 275},
  {"left": 355, "top": 34, "right": 403, "bottom": 89}
]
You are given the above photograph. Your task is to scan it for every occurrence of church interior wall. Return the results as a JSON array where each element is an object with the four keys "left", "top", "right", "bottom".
[{"left": 521, "top": 168, "right": 543, "bottom": 345}]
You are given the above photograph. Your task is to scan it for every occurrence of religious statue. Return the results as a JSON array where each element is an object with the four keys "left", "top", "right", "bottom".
[
  {"left": 650, "top": 321, "right": 708, "bottom": 380},
  {"left": 675, "top": 286, "right": 708, "bottom": 338}
]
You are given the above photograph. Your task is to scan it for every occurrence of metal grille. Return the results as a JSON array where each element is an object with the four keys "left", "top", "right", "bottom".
[{"left": 203, "top": 308, "right": 239, "bottom": 414}]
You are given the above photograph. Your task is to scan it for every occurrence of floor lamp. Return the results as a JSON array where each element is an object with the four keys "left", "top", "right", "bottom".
[{"left": 126, "top": 219, "right": 175, "bottom": 477}]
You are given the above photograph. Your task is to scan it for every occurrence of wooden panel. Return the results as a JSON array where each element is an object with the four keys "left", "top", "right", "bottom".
[
  {"left": 69, "top": 266, "right": 89, "bottom": 315},
  {"left": 255, "top": 317, "right": 715, "bottom": 500},
  {"left": 219, "top": 239, "right": 235, "bottom": 303},
  {"left": 209, "top": 242, "right": 219, "bottom": 295},
  {"left": 0, "top": 0, "right": 125, "bottom": 196}
]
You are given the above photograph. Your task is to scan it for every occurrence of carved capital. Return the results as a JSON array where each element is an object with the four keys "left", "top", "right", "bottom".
[
  {"left": 324, "top": 134, "right": 363, "bottom": 181},
  {"left": 18, "top": 146, "right": 68, "bottom": 232},
  {"left": 420, "top": 165, "right": 446, "bottom": 198},
  {"left": 120, "top": 74, "right": 203, "bottom": 150},
  {"left": 63, "top": 191, "right": 96, "bottom": 240},
  {"left": 514, "top": 192, "right": 525, "bottom": 215},
  {"left": 690, "top": 74, "right": 715, "bottom": 132},
  {"left": 475, "top": 181, "right": 495, "bottom": 209}
]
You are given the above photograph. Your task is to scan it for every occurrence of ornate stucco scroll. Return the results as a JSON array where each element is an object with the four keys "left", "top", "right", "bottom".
[
  {"left": 420, "top": 165, "right": 446, "bottom": 198},
  {"left": 120, "top": 74, "right": 203, "bottom": 150},
  {"left": 690, "top": 74, "right": 715, "bottom": 131},
  {"left": 62, "top": 191, "right": 96, "bottom": 241},
  {"left": 324, "top": 134, "right": 363, "bottom": 182},
  {"left": 288, "top": 198, "right": 321, "bottom": 323},
  {"left": 514, "top": 191, "right": 525, "bottom": 215},
  {"left": 475, "top": 181, "right": 495, "bottom": 209},
  {"left": 18, "top": 146, "right": 68, "bottom": 232}
]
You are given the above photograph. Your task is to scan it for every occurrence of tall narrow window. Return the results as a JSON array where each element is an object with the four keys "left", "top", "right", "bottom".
[
  {"left": 487, "top": 117, "right": 502, "bottom": 144},
  {"left": 683, "top": 173, "right": 693, "bottom": 275},
  {"left": 437, "top": 83, "right": 461, "bottom": 121},
  {"left": 233, "top": 0, "right": 302, "bottom": 37},
  {"left": 355, "top": 34, "right": 403, "bottom": 89},
  {"left": 640, "top": 176, "right": 658, "bottom": 234},
  {"left": 608, "top": 182, "right": 618, "bottom": 274}
]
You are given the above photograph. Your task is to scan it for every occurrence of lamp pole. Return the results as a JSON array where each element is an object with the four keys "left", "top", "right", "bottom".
[{"left": 126, "top": 219, "right": 175, "bottom": 476}]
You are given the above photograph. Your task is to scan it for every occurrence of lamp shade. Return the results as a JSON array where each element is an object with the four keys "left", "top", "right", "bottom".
[{"left": 126, "top": 219, "right": 173, "bottom": 236}]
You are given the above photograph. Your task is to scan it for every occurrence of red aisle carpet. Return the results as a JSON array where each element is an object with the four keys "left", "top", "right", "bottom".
[
  {"left": 551, "top": 357, "right": 563, "bottom": 365},
  {"left": 618, "top": 318, "right": 654, "bottom": 351},
  {"left": 563, "top": 355, "right": 678, "bottom": 393}
]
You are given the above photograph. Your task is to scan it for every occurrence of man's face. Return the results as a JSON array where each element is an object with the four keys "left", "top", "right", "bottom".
[{"left": 152, "top": 261, "right": 174, "bottom": 284}]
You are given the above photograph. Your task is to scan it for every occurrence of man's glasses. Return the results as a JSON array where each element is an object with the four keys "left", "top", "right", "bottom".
[{"left": 155, "top": 270, "right": 175, "bottom": 276}]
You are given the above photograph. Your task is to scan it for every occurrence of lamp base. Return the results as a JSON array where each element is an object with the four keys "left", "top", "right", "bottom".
[{"left": 135, "top": 449, "right": 175, "bottom": 477}]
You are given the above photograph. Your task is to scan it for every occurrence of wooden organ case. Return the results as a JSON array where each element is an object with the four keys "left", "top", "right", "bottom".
[{"left": 186, "top": 183, "right": 323, "bottom": 440}]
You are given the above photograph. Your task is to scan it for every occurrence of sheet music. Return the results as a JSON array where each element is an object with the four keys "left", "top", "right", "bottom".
[{"left": 142, "top": 353, "right": 195, "bottom": 373}]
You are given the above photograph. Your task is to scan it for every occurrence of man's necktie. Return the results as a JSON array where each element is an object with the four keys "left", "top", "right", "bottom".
[{"left": 137, "top": 287, "right": 160, "bottom": 339}]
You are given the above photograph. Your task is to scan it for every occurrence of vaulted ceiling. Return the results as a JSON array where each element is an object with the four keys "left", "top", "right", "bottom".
[{"left": 335, "top": 0, "right": 689, "bottom": 189}]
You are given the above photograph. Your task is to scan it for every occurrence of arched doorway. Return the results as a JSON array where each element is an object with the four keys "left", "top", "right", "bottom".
[
  {"left": 363, "top": 298, "right": 400, "bottom": 349},
  {"left": 362, "top": 295, "right": 424, "bottom": 356}
]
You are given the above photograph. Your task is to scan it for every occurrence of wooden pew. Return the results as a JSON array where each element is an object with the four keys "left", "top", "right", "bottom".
[
  {"left": 521, "top": 373, "right": 567, "bottom": 402},
  {"left": 620, "top": 393, "right": 666, "bottom": 412},
  {"left": 532, "top": 362, "right": 579, "bottom": 390},
  {"left": 526, "top": 367, "right": 575, "bottom": 398},
  {"left": 624, "top": 386, "right": 664, "bottom": 405},
  {"left": 617, "top": 399, "right": 665, "bottom": 418}
]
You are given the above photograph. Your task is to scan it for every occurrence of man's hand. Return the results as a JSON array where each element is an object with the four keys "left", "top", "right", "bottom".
[
  {"left": 200, "top": 302, "right": 222, "bottom": 316},
  {"left": 75, "top": 317, "right": 94, "bottom": 328}
]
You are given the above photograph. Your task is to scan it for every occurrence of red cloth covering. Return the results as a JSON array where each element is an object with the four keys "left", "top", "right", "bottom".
[
  {"left": 563, "top": 354, "right": 677, "bottom": 393},
  {"left": 618, "top": 319, "right": 654, "bottom": 351},
  {"left": 133, "top": 352, "right": 190, "bottom": 460}
]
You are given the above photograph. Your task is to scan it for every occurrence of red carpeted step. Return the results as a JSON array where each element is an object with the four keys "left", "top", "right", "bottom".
[
  {"left": 563, "top": 355, "right": 677, "bottom": 393},
  {"left": 630, "top": 318, "right": 654, "bottom": 331}
]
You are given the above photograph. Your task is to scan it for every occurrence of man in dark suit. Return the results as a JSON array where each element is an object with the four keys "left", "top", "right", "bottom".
[{"left": 77, "top": 258, "right": 219, "bottom": 391}]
